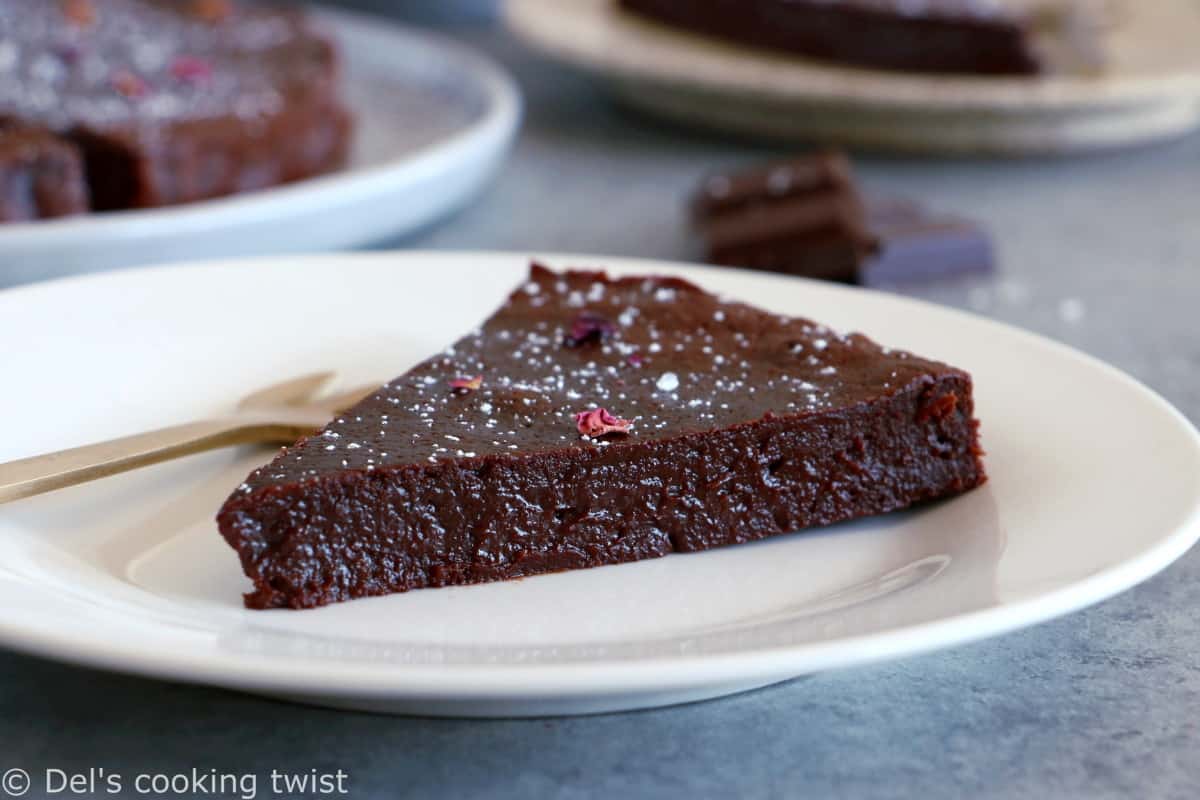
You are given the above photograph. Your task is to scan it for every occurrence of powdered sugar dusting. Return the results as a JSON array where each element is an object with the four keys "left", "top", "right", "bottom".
[
  {"left": 239, "top": 266, "right": 937, "bottom": 489},
  {"left": 0, "top": 0, "right": 322, "bottom": 131}
]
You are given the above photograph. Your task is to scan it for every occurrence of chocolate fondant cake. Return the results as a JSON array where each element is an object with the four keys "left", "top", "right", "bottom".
[
  {"left": 0, "top": 0, "right": 352, "bottom": 221},
  {"left": 617, "top": 0, "right": 1112, "bottom": 76},
  {"left": 218, "top": 264, "right": 985, "bottom": 610}
]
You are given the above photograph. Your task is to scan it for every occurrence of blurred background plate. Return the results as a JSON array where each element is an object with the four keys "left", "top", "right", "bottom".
[
  {"left": 505, "top": 0, "right": 1200, "bottom": 156},
  {"left": 0, "top": 9, "right": 521, "bottom": 289}
]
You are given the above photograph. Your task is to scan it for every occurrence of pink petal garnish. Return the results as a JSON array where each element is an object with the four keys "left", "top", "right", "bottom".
[
  {"left": 564, "top": 312, "right": 617, "bottom": 347},
  {"left": 171, "top": 56, "right": 213, "bottom": 84},
  {"left": 111, "top": 69, "right": 148, "bottom": 99},
  {"left": 62, "top": 0, "right": 96, "bottom": 26},
  {"left": 191, "top": 0, "right": 233, "bottom": 22},
  {"left": 626, "top": 352, "right": 644, "bottom": 367},
  {"left": 574, "top": 408, "right": 632, "bottom": 438},
  {"left": 56, "top": 44, "right": 83, "bottom": 65},
  {"left": 449, "top": 375, "right": 482, "bottom": 393}
]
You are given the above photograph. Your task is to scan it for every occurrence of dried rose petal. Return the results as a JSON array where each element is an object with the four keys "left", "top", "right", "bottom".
[
  {"left": 191, "top": 0, "right": 233, "bottom": 22},
  {"left": 171, "top": 56, "right": 213, "bottom": 84},
  {"left": 62, "top": 0, "right": 96, "bottom": 26},
  {"left": 111, "top": 69, "right": 148, "bottom": 99},
  {"left": 564, "top": 312, "right": 617, "bottom": 347},
  {"left": 626, "top": 352, "right": 644, "bottom": 367},
  {"left": 449, "top": 375, "right": 482, "bottom": 393},
  {"left": 56, "top": 43, "right": 84, "bottom": 66},
  {"left": 574, "top": 408, "right": 632, "bottom": 438}
]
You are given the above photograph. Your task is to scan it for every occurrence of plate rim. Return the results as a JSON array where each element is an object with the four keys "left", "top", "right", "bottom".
[
  {"left": 0, "top": 250, "right": 1198, "bottom": 701},
  {"left": 0, "top": 9, "right": 522, "bottom": 248}
]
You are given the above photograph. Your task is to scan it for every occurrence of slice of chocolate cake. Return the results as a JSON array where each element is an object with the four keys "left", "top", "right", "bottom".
[
  {"left": 0, "top": 0, "right": 352, "bottom": 217},
  {"left": 617, "top": 0, "right": 1113, "bottom": 76},
  {"left": 0, "top": 124, "right": 89, "bottom": 221},
  {"left": 218, "top": 263, "right": 985, "bottom": 610}
]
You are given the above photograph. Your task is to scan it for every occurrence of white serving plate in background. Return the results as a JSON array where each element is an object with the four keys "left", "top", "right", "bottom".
[
  {"left": 0, "top": 11, "right": 521, "bottom": 288},
  {"left": 506, "top": 0, "right": 1200, "bottom": 155}
]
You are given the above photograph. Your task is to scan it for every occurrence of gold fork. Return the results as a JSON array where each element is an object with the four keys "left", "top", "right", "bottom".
[{"left": 0, "top": 372, "right": 378, "bottom": 505}]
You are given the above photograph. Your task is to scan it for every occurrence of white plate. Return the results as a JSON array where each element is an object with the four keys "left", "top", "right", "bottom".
[
  {"left": 0, "top": 11, "right": 521, "bottom": 288},
  {"left": 1, "top": 252, "right": 1198, "bottom": 717},
  {"left": 505, "top": 0, "right": 1200, "bottom": 155}
]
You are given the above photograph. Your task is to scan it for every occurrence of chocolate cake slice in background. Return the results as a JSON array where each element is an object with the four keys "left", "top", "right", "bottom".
[
  {"left": 617, "top": 0, "right": 1114, "bottom": 76},
  {"left": 0, "top": 0, "right": 353, "bottom": 217},
  {"left": 0, "top": 124, "right": 89, "bottom": 221},
  {"left": 218, "top": 264, "right": 985, "bottom": 610}
]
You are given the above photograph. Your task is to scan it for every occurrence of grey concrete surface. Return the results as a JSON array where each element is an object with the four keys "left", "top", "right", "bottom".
[{"left": 2, "top": 5, "right": 1199, "bottom": 799}]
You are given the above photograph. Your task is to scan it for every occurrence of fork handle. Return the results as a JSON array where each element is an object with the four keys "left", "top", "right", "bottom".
[{"left": 0, "top": 418, "right": 276, "bottom": 504}]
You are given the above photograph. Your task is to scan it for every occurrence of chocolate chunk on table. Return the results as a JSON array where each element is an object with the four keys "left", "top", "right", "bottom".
[
  {"left": 864, "top": 199, "right": 994, "bottom": 287},
  {"left": 692, "top": 151, "right": 857, "bottom": 218},
  {"left": 693, "top": 153, "right": 994, "bottom": 287}
]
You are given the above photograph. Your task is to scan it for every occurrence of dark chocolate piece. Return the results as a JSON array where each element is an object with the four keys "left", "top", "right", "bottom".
[
  {"left": 218, "top": 263, "right": 986, "bottom": 610},
  {"left": 694, "top": 154, "right": 994, "bottom": 286},
  {"left": 618, "top": 0, "right": 1106, "bottom": 76},
  {"left": 864, "top": 201, "right": 994, "bottom": 287},
  {"left": 0, "top": 125, "right": 89, "bottom": 221},
  {"left": 692, "top": 151, "right": 857, "bottom": 219},
  {"left": 694, "top": 152, "right": 876, "bottom": 283},
  {"left": 0, "top": 0, "right": 353, "bottom": 218}
]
